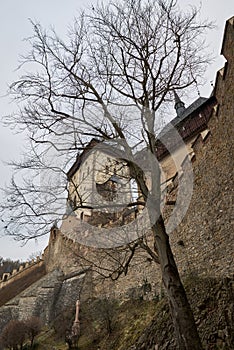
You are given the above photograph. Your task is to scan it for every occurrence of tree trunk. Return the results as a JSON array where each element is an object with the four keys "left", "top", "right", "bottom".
[
  {"left": 30, "top": 336, "right": 34, "bottom": 349},
  {"left": 152, "top": 216, "right": 203, "bottom": 350}
]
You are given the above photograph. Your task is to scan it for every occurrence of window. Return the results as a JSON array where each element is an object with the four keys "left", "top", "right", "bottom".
[{"left": 74, "top": 195, "right": 77, "bottom": 208}]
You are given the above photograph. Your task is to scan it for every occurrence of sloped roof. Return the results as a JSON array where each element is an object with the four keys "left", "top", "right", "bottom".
[
  {"left": 172, "top": 97, "right": 208, "bottom": 125},
  {"left": 158, "top": 96, "right": 211, "bottom": 138},
  {"left": 67, "top": 138, "right": 125, "bottom": 179},
  {"left": 67, "top": 139, "right": 100, "bottom": 179}
]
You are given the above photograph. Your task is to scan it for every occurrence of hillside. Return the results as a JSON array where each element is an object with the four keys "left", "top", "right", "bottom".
[{"left": 32, "top": 275, "right": 233, "bottom": 350}]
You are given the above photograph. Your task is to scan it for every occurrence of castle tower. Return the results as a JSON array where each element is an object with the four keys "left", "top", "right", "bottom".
[
  {"left": 66, "top": 139, "right": 132, "bottom": 223},
  {"left": 174, "top": 90, "right": 186, "bottom": 117}
]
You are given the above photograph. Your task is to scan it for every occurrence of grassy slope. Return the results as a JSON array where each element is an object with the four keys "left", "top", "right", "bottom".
[{"left": 34, "top": 275, "right": 234, "bottom": 350}]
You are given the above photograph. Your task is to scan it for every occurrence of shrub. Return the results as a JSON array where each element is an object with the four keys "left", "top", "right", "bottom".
[{"left": 1, "top": 319, "right": 26, "bottom": 350}]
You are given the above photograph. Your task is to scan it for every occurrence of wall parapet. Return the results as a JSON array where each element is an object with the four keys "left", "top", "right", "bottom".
[{"left": 0, "top": 256, "right": 44, "bottom": 288}]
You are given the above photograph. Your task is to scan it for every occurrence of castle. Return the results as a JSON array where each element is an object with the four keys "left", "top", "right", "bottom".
[{"left": 0, "top": 16, "right": 233, "bottom": 333}]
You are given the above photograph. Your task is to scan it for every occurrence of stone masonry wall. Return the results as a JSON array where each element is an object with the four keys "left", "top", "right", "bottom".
[
  {"left": 43, "top": 226, "right": 83, "bottom": 274},
  {"left": 0, "top": 268, "right": 88, "bottom": 333},
  {"left": 44, "top": 226, "right": 162, "bottom": 301},
  {"left": 0, "top": 260, "right": 46, "bottom": 307},
  {"left": 169, "top": 17, "right": 234, "bottom": 279}
]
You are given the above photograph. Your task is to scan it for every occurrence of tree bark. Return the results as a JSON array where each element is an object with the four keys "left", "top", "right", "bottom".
[{"left": 152, "top": 216, "right": 203, "bottom": 350}]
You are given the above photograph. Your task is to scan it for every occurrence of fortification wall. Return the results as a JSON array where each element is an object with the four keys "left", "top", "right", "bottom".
[
  {"left": 169, "top": 17, "right": 234, "bottom": 279},
  {"left": 42, "top": 224, "right": 160, "bottom": 300},
  {"left": 0, "top": 267, "right": 90, "bottom": 333},
  {"left": 0, "top": 259, "right": 46, "bottom": 307},
  {"left": 43, "top": 226, "right": 83, "bottom": 274}
]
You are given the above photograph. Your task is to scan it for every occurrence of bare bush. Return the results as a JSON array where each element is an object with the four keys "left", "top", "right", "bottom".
[
  {"left": 25, "top": 316, "right": 42, "bottom": 349},
  {"left": 0, "top": 319, "right": 26, "bottom": 350}
]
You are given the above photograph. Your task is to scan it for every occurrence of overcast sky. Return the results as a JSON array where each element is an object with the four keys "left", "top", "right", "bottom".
[{"left": 0, "top": 0, "right": 233, "bottom": 261}]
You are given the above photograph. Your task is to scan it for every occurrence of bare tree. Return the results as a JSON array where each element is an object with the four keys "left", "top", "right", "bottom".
[
  {"left": 0, "top": 1, "right": 214, "bottom": 349},
  {"left": 94, "top": 297, "right": 118, "bottom": 335},
  {"left": 25, "top": 316, "right": 42, "bottom": 349},
  {"left": 0, "top": 319, "right": 26, "bottom": 350}
]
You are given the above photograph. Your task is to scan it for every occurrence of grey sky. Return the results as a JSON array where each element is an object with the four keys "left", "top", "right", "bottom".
[{"left": 0, "top": 0, "right": 233, "bottom": 261}]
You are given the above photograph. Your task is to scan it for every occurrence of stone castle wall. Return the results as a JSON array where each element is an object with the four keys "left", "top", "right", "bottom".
[
  {"left": 169, "top": 17, "right": 234, "bottom": 279},
  {"left": 0, "top": 259, "right": 46, "bottom": 307},
  {"left": 42, "top": 224, "right": 161, "bottom": 300},
  {"left": 0, "top": 262, "right": 92, "bottom": 333}
]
